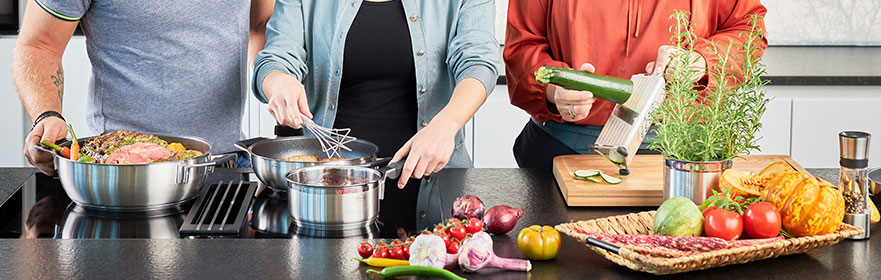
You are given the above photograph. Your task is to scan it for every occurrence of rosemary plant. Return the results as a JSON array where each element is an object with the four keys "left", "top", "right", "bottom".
[{"left": 649, "top": 11, "right": 770, "bottom": 162}]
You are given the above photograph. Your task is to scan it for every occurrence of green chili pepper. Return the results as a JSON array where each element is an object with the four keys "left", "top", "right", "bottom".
[
  {"left": 40, "top": 142, "right": 64, "bottom": 152},
  {"left": 366, "top": 266, "right": 465, "bottom": 280}
]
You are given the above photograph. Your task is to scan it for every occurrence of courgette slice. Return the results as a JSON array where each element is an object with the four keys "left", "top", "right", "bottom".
[
  {"left": 609, "top": 149, "right": 627, "bottom": 164},
  {"left": 584, "top": 175, "right": 603, "bottom": 183},
  {"left": 574, "top": 169, "right": 601, "bottom": 178},
  {"left": 599, "top": 172, "right": 623, "bottom": 184},
  {"left": 535, "top": 66, "right": 633, "bottom": 104}
]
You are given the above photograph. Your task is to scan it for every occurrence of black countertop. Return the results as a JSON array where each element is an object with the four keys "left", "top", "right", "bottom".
[{"left": 0, "top": 167, "right": 877, "bottom": 279}]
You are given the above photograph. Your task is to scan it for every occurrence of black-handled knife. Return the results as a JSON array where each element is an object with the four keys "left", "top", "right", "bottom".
[{"left": 586, "top": 237, "right": 620, "bottom": 254}]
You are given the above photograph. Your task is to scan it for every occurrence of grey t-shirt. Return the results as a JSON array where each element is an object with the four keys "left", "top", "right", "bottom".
[{"left": 37, "top": 0, "right": 249, "bottom": 153}]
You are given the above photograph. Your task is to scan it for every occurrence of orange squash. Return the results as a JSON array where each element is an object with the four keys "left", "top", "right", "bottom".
[
  {"left": 719, "top": 169, "right": 763, "bottom": 198},
  {"left": 762, "top": 172, "right": 845, "bottom": 237}
]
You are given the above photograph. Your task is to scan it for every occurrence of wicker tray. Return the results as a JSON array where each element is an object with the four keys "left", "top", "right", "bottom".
[{"left": 555, "top": 211, "right": 864, "bottom": 275}]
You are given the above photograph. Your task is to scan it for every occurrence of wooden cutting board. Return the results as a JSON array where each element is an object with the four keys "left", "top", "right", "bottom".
[{"left": 553, "top": 155, "right": 808, "bottom": 207}]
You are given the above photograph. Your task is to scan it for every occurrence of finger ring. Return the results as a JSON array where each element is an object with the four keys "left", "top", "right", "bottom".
[{"left": 567, "top": 104, "right": 576, "bottom": 120}]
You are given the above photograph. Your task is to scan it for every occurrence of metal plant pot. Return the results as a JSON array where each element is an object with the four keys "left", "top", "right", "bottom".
[{"left": 663, "top": 158, "right": 733, "bottom": 204}]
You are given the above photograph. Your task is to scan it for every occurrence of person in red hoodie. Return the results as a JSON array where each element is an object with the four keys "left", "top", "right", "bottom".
[{"left": 504, "top": 0, "right": 767, "bottom": 168}]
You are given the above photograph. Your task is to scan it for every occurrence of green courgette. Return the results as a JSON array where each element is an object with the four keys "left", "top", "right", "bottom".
[{"left": 535, "top": 66, "right": 633, "bottom": 104}]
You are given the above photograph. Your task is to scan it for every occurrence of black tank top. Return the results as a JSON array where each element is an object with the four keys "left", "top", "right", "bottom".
[{"left": 334, "top": 0, "right": 417, "bottom": 158}]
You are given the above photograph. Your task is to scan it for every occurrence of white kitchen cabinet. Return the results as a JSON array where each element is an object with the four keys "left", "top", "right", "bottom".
[
  {"left": 751, "top": 95, "right": 792, "bottom": 155},
  {"left": 472, "top": 85, "right": 530, "bottom": 168},
  {"left": 790, "top": 90, "right": 881, "bottom": 168},
  {"left": 0, "top": 37, "right": 26, "bottom": 167}
]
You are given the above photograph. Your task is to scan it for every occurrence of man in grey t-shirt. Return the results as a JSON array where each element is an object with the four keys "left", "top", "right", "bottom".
[{"left": 17, "top": 0, "right": 274, "bottom": 175}]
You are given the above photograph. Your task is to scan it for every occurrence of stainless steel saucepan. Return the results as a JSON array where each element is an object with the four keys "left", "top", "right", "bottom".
[
  {"left": 235, "top": 136, "right": 388, "bottom": 190},
  {"left": 284, "top": 162, "right": 403, "bottom": 232},
  {"left": 36, "top": 134, "right": 234, "bottom": 211}
]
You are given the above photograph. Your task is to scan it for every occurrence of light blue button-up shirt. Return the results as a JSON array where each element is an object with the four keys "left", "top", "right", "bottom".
[{"left": 253, "top": 0, "right": 501, "bottom": 168}]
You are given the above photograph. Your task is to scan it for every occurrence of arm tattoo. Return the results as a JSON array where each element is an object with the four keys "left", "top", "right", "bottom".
[{"left": 50, "top": 64, "right": 64, "bottom": 100}]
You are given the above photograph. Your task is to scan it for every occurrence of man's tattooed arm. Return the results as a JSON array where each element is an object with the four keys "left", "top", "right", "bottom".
[{"left": 50, "top": 64, "right": 63, "bottom": 100}]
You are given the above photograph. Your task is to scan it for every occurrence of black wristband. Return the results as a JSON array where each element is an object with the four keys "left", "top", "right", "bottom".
[{"left": 32, "top": 111, "right": 65, "bottom": 129}]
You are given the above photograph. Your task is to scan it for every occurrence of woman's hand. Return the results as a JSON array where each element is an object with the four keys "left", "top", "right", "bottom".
[
  {"left": 24, "top": 117, "right": 68, "bottom": 175},
  {"left": 262, "top": 71, "right": 313, "bottom": 128},
  {"left": 390, "top": 117, "right": 459, "bottom": 189},
  {"left": 645, "top": 45, "right": 707, "bottom": 81},
  {"left": 547, "top": 63, "right": 596, "bottom": 122}
]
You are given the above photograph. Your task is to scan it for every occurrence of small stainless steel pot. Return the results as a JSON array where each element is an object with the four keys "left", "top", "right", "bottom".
[
  {"left": 35, "top": 134, "right": 234, "bottom": 211},
  {"left": 663, "top": 158, "right": 733, "bottom": 204},
  {"left": 869, "top": 167, "right": 880, "bottom": 196},
  {"left": 284, "top": 162, "right": 402, "bottom": 232},
  {"left": 236, "top": 136, "right": 382, "bottom": 190}
]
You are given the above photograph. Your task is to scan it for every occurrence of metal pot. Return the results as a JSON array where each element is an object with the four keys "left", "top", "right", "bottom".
[
  {"left": 35, "top": 134, "right": 234, "bottom": 211},
  {"left": 58, "top": 204, "right": 185, "bottom": 239},
  {"left": 284, "top": 163, "right": 402, "bottom": 233},
  {"left": 663, "top": 158, "right": 733, "bottom": 204},
  {"left": 235, "top": 136, "right": 383, "bottom": 190}
]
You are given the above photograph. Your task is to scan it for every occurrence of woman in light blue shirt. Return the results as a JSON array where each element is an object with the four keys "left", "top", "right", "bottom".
[{"left": 253, "top": 0, "right": 500, "bottom": 190}]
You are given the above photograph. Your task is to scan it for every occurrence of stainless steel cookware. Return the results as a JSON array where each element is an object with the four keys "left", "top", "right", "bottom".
[
  {"left": 235, "top": 136, "right": 383, "bottom": 190},
  {"left": 284, "top": 162, "right": 402, "bottom": 233},
  {"left": 35, "top": 134, "right": 234, "bottom": 211},
  {"left": 663, "top": 158, "right": 733, "bottom": 204}
]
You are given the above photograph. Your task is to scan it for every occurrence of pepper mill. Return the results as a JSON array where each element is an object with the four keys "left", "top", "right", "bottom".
[{"left": 839, "top": 131, "right": 871, "bottom": 240}]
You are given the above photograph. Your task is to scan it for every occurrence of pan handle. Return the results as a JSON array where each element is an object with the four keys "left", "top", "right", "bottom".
[
  {"left": 375, "top": 157, "right": 406, "bottom": 201},
  {"left": 234, "top": 137, "right": 270, "bottom": 152},
  {"left": 176, "top": 153, "right": 237, "bottom": 184}
]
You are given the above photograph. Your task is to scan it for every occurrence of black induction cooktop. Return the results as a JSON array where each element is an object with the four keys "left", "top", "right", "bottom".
[{"left": 0, "top": 169, "right": 426, "bottom": 240}]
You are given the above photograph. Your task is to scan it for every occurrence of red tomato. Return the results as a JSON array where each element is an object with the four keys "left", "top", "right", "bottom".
[
  {"left": 357, "top": 242, "right": 373, "bottom": 258},
  {"left": 390, "top": 240, "right": 402, "bottom": 247},
  {"left": 405, "top": 237, "right": 415, "bottom": 244},
  {"left": 420, "top": 231, "right": 432, "bottom": 236},
  {"left": 702, "top": 206, "right": 720, "bottom": 218},
  {"left": 743, "top": 202, "right": 782, "bottom": 239},
  {"left": 448, "top": 224, "right": 467, "bottom": 241},
  {"left": 372, "top": 247, "right": 389, "bottom": 258},
  {"left": 449, "top": 218, "right": 462, "bottom": 224},
  {"left": 401, "top": 245, "right": 410, "bottom": 259},
  {"left": 433, "top": 225, "right": 445, "bottom": 233},
  {"left": 437, "top": 232, "right": 451, "bottom": 246},
  {"left": 704, "top": 209, "right": 743, "bottom": 241},
  {"left": 465, "top": 218, "right": 483, "bottom": 234},
  {"left": 389, "top": 246, "right": 404, "bottom": 260},
  {"left": 446, "top": 239, "right": 461, "bottom": 254}
]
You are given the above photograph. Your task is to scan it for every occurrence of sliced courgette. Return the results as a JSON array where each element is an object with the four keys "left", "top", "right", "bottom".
[
  {"left": 599, "top": 172, "right": 623, "bottom": 184},
  {"left": 574, "top": 169, "right": 601, "bottom": 178},
  {"left": 584, "top": 175, "right": 604, "bottom": 183},
  {"left": 534, "top": 66, "right": 633, "bottom": 104},
  {"left": 608, "top": 149, "right": 627, "bottom": 164}
]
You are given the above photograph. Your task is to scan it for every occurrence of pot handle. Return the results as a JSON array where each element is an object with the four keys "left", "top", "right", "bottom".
[
  {"left": 33, "top": 145, "right": 60, "bottom": 158},
  {"left": 176, "top": 153, "right": 237, "bottom": 184},
  {"left": 234, "top": 137, "right": 270, "bottom": 152},
  {"left": 363, "top": 157, "right": 393, "bottom": 168},
  {"left": 375, "top": 157, "right": 406, "bottom": 200}
]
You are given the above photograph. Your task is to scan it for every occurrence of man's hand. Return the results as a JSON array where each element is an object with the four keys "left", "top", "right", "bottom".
[
  {"left": 547, "top": 63, "right": 596, "bottom": 122},
  {"left": 645, "top": 45, "right": 707, "bottom": 81},
  {"left": 24, "top": 117, "right": 68, "bottom": 175},
  {"left": 262, "top": 71, "right": 313, "bottom": 129}
]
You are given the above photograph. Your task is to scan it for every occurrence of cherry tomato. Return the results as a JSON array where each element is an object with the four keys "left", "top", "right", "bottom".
[
  {"left": 401, "top": 245, "right": 410, "bottom": 259},
  {"left": 449, "top": 218, "right": 461, "bottom": 224},
  {"left": 389, "top": 245, "right": 404, "bottom": 260},
  {"left": 437, "top": 232, "right": 451, "bottom": 246},
  {"left": 446, "top": 239, "right": 461, "bottom": 254},
  {"left": 465, "top": 218, "right": 483, "bottom": 234},
  {"left": 357, "top": 242, "right": 373, "bottom": 258},
  {"left": 372, "top": 247, "right": 389, "bottom": 258},
  {"left": 448, "top": 224, "right": 467, "bottom": 241},
  {"left": 704, "top": 209, "right": 743, "bottom": 241},
  {"left": 743, "top": 202, "right": 782, "bottom": 239},
  {"left": 390, "top": 240, "right": 402, "bottom": 247},
  {"left": 433, "top": 225, "right": 445, "bottom": 233},
  {"left": 405, "top": 237, "right": 415, "bottom": 244},
  {"left": 420, "top": 231, "right": 432, "bottom": 236}
]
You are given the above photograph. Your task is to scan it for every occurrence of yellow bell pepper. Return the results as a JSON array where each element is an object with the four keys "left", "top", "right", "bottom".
[
  {"left": 517, "top": 225, "right": 561, "bottom": 261},
  {"left": 352, "top": 257, "right": 409, "bottom": 267}
]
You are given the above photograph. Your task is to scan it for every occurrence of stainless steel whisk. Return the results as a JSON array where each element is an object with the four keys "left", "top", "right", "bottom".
[{"left": 299, "top": 113, "right": 357, "bottom": 159}]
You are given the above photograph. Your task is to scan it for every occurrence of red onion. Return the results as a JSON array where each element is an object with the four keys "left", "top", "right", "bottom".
[
  {"left": 452, "top": 195, "right": 485, "bottom": 220},
  {"left": 482, "top": 205, "right": 524, "bottom": 235}
]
